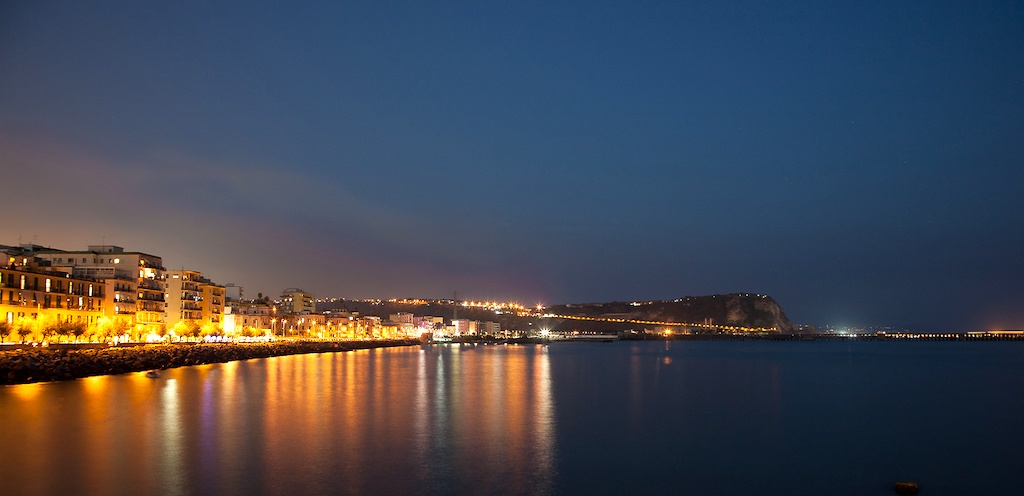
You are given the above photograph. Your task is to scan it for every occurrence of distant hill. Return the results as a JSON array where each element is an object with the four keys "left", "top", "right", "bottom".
[
  {"left": 546, "top": 294, "right": 799, "bottom": 333},
  {"left": 320, "top": 293, "right": 801, "bottom": 334}
]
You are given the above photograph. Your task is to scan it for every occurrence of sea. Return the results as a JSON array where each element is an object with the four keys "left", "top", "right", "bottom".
[{"left": 1, "top": 340, "right": 1022, "bottom": 496}]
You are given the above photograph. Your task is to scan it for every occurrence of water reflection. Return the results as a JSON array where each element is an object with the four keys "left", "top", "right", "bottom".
[
  {"left": 411, "top": 344, "right": 556, "bottom": 495},
  {"left": 159, "top": 378, "right": 184, "bottom": 496},
  {"left": 0, "top": 345, "right": 557, "bottom": 495},
  {"left": 5, "top": 342, "right": 1024, "bottom": 495}
]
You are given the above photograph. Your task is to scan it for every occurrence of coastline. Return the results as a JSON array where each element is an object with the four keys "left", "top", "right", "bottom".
[{"left": 0, "top": 339, "right": 420, "bottom": 386}]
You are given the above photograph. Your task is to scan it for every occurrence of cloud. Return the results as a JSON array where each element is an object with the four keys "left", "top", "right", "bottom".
[{"left": 0, "top": 131, "right": 544, "bottom": 299}]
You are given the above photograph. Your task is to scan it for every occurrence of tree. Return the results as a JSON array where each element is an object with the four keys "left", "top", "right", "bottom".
[
  {"left": 172, "top": 320, "right": 201, "bottom": 340},
  {"left": 92, "top": 317, "right": 114, "bottom": 342},
  {"left": 111, "top": 320, "right": 130, "bottom": 339},
  {"left": 151, "top": 324, "right": 170, "bottom": 342},
  {"left": 68, "top": 321, "right": 88, "bottom": 342},
  {"left": 40, "top": 322, "right": 58, "bottom": 343},
  {"left": 15, "top": 320, "right": 33, "bottom": 343},
  {"left": 200, "top": 322, "right": 220, "bottom": 339}
]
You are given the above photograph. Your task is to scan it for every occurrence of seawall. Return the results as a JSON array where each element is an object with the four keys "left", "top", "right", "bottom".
[{"left": 0, "top": 340, "right": 420, "bottom": 385}]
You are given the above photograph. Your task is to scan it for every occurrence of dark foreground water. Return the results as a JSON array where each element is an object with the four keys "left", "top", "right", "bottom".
[{"left": 2, "top": 341, "right": 1022, "bottom": 495}]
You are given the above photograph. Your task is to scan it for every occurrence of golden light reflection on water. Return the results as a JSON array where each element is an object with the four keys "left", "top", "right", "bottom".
[
  {"left": 9, "top": 381, "right": 44, "bottom": 400},
  {"left": 159, "top": 378, "right": 185, "bottom": 496},
  {"left": 0, "top": 345, "right": 557, "bottom": 495},
  {"left": 417, "top": 344, "right": 556, "bottom": 495}
]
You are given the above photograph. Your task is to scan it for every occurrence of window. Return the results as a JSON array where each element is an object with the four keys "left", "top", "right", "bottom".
[
  {"left": 89, "top": 284, "right": 93, "bottom": 296},
  {"left": 45, "top": 279, "right": 51, "bottom": 292},
  {"left": 20, "top": 275, "right": 25, "bottom": 290}
]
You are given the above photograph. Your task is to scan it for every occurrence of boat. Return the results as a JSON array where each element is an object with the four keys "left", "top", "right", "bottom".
[{"left": 145, "top": 370, "right": 161, "bottom": 379}]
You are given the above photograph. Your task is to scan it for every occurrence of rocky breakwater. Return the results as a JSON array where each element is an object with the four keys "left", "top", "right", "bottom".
[{"left": 0, "top": 340, "right": 419, "bottom": 385}]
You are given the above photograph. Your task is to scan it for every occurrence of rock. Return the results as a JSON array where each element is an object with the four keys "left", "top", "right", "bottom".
[
  {"left": 894, "top": 481, "right": 919, "bottom": 494},
  {"left": 0, "top": 339, "right": 418, "bottom": 385}
]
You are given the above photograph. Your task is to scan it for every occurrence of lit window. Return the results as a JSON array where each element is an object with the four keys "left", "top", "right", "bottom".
[
  {"left": 114, "top": 258, "right": 120, "bottom": 264},
  {"left": 89, "top": 285, "right": 93, "bottom": 296},
  {"left": 20, "top": 275, "right": 25, "bottom": 290},
  {"left": 45, "top": 279, "right": 51, "bottom": 292}
]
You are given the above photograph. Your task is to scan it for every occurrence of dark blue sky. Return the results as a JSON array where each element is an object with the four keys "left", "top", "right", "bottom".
[{"left": 2, "top": 1, "right": 1022, "bottom": 331}]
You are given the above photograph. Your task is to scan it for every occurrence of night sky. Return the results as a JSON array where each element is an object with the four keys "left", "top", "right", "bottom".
[{"left": 2, "top": 1, "right": 1022, "bottom": 331}]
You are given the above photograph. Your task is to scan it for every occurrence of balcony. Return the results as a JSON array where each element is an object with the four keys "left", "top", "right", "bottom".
[
  {"left": 139, "top": 279, "right": 162, "bottom": 290},
  {"left": 138, "top": 302, "right": 164, "bottom": 312}
]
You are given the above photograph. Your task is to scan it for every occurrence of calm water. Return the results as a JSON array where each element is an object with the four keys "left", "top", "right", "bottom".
[{"left": 2, "top": 341, "right": 1023, "bottom": 495}]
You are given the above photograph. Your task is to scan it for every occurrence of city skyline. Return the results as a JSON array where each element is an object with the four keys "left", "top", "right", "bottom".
[{"left": 2, "top": 1, "right": 1022, "bottom": 331}]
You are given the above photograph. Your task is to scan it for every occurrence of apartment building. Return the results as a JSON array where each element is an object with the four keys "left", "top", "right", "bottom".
[
  {"left": 279, "top": 288, "right": 315, "bottom": 314},
  {"left": 0, "top": 264, "right": 106, "bottom": 327},
  {"left": 32, "top": 245, "right": 166, "bottom": 332},
  {"left": 164, "top": 269, "right": 225, "bottom": 329},
  {"left": 232, "top": 301, "right": 276, "bottom": 332}
]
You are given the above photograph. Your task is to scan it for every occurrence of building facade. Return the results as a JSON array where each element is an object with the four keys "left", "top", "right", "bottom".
[
  {"left": 1, "top": 246, "right": 109, "bottom": 341},
  {"left": 0, "top": 266, "right": 106, "bottom": 327},
  {"left": 164, "top": 269, "right": 226, "bottom": 330},
  {"left": 31, "top": 245, "right": 166, "bottom": 333},
  {"left": 279, "top": 288, "right": 316, "bottom": 314}
]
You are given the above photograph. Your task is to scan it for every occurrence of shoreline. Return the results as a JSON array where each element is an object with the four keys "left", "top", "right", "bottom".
[{"left": 0, "top": 339, "right": 420, "bottom": 386}]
